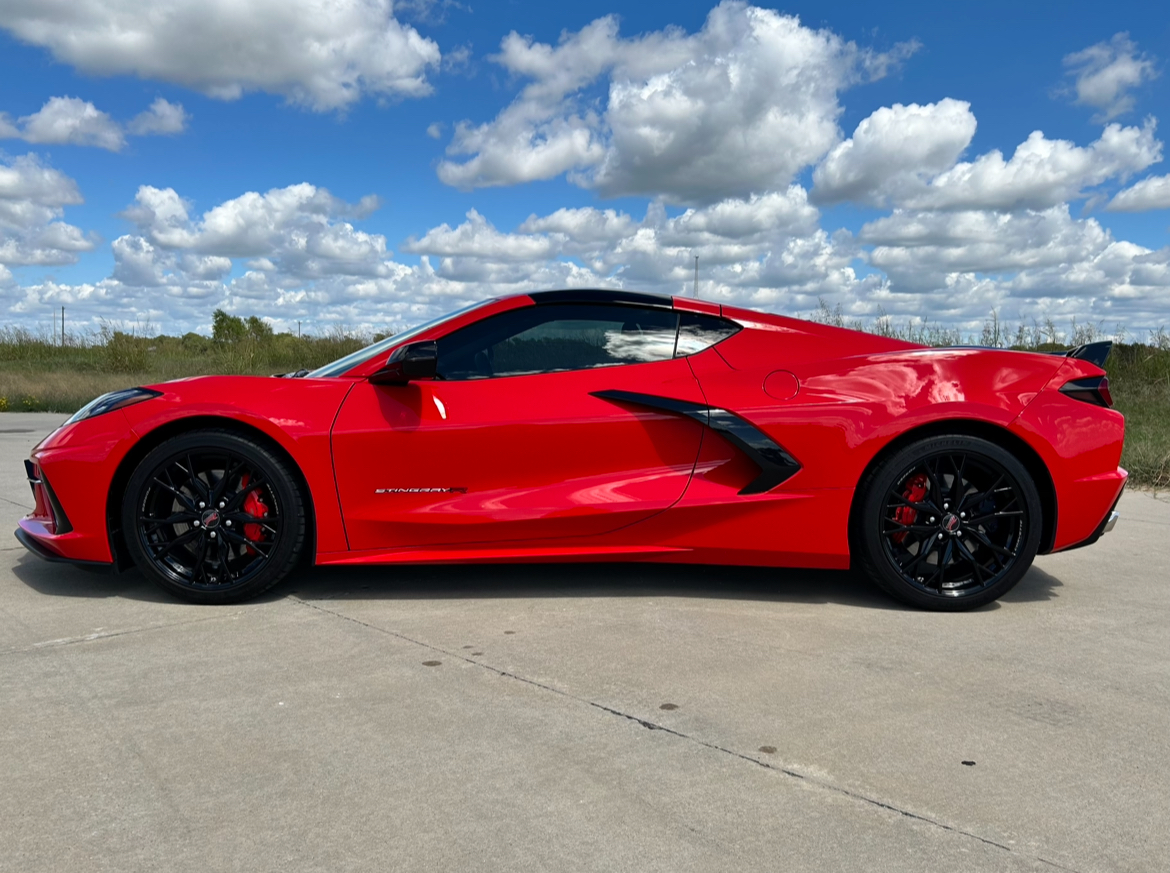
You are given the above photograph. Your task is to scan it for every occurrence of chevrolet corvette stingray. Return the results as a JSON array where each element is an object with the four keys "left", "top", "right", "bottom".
[{"left": 16, "top": 289, "right": 1125, "bottom": 610}]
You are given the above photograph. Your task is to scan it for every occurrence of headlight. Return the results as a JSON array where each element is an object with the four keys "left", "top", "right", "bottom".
[{"left": 67, "top": 388, "right": 162, "bottom": 424}]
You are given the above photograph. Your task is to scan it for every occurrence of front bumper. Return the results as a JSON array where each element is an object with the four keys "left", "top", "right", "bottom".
[
  {"left": 16, "top": 410, "right": 139, "bottom": 565},
  {"left": 14, "top": 525, "right": 112, "bottom": 570},
  {"left": 16, "top": 454, "right": 114, "bottom": 568}
]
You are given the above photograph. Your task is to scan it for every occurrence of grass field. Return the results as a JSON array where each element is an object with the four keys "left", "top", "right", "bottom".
[{"left": 2, "top": 315, "right": 1167, "bottom": 488}]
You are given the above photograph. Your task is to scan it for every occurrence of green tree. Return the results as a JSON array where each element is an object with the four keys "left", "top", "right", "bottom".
[
  {"left": 212, "top": 309, "right": 247, "bottom": 343},
  {"left": 246, "top": 316, "right": 274, "bottom": 342},
  {"left": 180, "top": 331, "right": 212, "bottom": 354}
]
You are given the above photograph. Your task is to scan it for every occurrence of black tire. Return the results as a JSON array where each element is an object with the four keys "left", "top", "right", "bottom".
[
  {"left": 122, "top": 429, "right": 306, "bottom": 604},
  {"left": 855, "top": 435, "right": 1042, "bottom": 611}
]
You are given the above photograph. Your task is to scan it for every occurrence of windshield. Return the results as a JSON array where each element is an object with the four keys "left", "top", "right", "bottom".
[{"left": 307, "top": 299, "right": 495, "bottom": 377}]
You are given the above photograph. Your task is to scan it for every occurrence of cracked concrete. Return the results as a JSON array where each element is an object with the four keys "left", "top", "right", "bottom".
[
  {"left": 293, "top": 597, "right": 1029, "bottom": 861},
  {"left": 1, "top": 412, "right": 1167, "bottom": 872}
]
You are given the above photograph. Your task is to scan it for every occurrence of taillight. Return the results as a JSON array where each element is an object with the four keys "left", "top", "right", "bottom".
[{"left": 1060, "top": 375, "right": 1113, "bottom": 408}]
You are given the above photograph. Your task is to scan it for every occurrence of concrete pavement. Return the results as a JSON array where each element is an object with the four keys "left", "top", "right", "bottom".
[{"left": 1, "top": 412, "right": 1167, "bottom": 872}]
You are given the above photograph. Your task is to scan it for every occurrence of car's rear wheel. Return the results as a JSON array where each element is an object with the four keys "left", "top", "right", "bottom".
[
  {"left": 855, "top": 435, "right": 1042, "bottom": 611},
  {"left": 122, "top": 430, "right": 305, "bottom": 604}
]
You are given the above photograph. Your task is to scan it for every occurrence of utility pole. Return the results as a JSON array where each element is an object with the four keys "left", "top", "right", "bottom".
[
  {"left": 693, "top": 256, "right": 699, "bottom": 298},
  {"left": 297, "top": 320, "right": 302, "bottom": 337},
  {"left": 61, "top": 306, "right": 65, "bottom": 346}
]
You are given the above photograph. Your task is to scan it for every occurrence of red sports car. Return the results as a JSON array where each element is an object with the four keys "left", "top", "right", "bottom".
[{"left": 16, "top": 289, "right": 1125, "bottom": 610}]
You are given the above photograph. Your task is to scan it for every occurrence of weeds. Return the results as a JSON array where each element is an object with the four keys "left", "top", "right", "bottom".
[
  {"left": 3, "top": 307, "right": 1169, "bottom": 488},
  {"left": 808, "top": 301, "right": 1170, "bottom": 489},
  {"left": 0, "top": 316, "right": 368, "bottom": 414}
]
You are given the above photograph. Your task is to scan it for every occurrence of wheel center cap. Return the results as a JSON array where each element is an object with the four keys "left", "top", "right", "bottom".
[
  {"left": 942, "top": 513, "right": 961, "bottom": 534},
  {"left": 201, "top": 509, "right": 221, "bottom": 529}
]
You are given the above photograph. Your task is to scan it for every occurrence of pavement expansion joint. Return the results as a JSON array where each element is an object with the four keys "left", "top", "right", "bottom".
[
  {"left": 2, "top": 609, "right": 249, "bottom": 656},
  {"left": 290, "top": 594, "right": 1085, "bottom": 872}
]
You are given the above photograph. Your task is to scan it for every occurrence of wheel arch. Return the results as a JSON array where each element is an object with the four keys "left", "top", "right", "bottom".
[
  {"left": 106, "top": 415, "right": 317, "bottom": 570},
  {"left": 846, "top": 418, "right": 1058, "bottom": 561}
]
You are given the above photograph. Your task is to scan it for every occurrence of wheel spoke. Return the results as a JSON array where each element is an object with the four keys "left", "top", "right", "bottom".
[
  {"left": 226, "top": 511, "right": 279, "bottom": 526},
  {"left": 879, "top": 449, "right": 1028, "bottom": 598},
  {"left": 950, "top": 451, "right": 968, "bottom": 507},
  {"left": 882, "top": 520, "right": 936, "bottom": 534},
  {"left": 939, "top": 538, "right": 954, "bottom": 573},
  {"left": 965, "top": 510, "right": 1023, "bottom": 525},
  {"left": 151, "top": 479, "right": 198, "bottom": 512},
  {"left": 902, "top": 536, "right": 940, "bottom": 575},
  {"left": 222, "top": 527, "right": 272, "bottom": 557},
  {"left": 138, "top": 447, "right": 284, "bottom": 590},
  {"left": 967, "top": 527, "right": 1017, "bottom": 559},
  {"left": 957, "top": 474, "right": 1003, "bottom": 513},
  {"left": 211, "top": 456, "right": 247, "bottom": 504},
  {"left": 148, "top": 528, "right": 202, "bottom": 557},
  {"left": 922, "top": 551, "right": 946, "bottom": 588},
  {"left": 924, "top": 458, "right": 946, "bottom": 510},
  {"left": 224, "top": 477, "right": 268, "bottom": 511},
  {"left": 996, "top": 489, "right": 1020, "bottom": 511},
  {"left": 185, "top": 455, "right": 210, "bottom": 500},
  {"left": 215, "top": 532, "right": 231, "bottom": 574},
  {"left": 887, "top": 494, "right": 936, "bottom": 514},
  {"left": 139, "top": 511, "right": 197, "bottom": 529},
  {"left": 954, "top": 538, "right": 987, "bottom": 584},
  {"left": 192, "top": 534, "right": 210, "bottom": 584}
]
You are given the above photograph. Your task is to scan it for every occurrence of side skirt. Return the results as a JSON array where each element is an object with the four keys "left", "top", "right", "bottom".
[{"left": 316, "top": 544, "right": 689, "bottom": 566}]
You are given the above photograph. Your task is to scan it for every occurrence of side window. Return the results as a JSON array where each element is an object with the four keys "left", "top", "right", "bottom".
[
  {"left": 436, "top": 304, "right": 680, "bottom": 380},
  {"left": 675, "top": 312, "right": 740, "bottom": 356}
]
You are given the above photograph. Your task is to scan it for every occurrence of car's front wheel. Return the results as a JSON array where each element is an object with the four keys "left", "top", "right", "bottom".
[
  {"left": 855, "top": 435, "right": 1042, "bottom": 611},
  {"left": 122, "top": 429, "right": 306, "bottom": 604}
]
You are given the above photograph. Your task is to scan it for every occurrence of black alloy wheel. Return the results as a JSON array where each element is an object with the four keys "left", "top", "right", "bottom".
[
  {"left": 856, "top": 435, "right": 1042, "bottom": 611},
  {"left": 123, "top": 430, "right": 305, "bottom": 603}
]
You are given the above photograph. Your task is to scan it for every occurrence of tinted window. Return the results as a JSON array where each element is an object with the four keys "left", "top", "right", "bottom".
[
  {"left": 676, "top": 312, "right": 740, "bottom": 356},
  {"left": 436, "top": 304, "right": 679, "bottom": 380},
  {"left": 307, "top": 298, "right": 494, "bottom": 377}
]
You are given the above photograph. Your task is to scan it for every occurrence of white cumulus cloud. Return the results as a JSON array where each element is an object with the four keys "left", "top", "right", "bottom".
[
  {"left": 0, "top": 154, "right": 95, "bottom": 268},
  {"left": 437, "top": 2, "right": 917, "bottom": 204},
  {"left": 910, "top": 121, "right": 1161, "bottom": 210},
  {"left": 120, "top": 183, "right": 388, "bottom": 272},
  {"left": 406, "top": 209, "right": 560, "bottom": 261},
  {"left": 10, "top": 96, "right": 125, "bottom": 151},
  {"left": 1, "top": 96, "right": 190, "bottom": 150},
  {"left": 127, "top": 98, "right": 189, "bottom": 135},
  {"left": 814, "top": 103, "right": 1161, "bottom": 211},
  {"left": 0, "top": 0, "right": 441, "bottom": 112},
  {"left": 813, "top": 99, "right": 978, "bottom": 206},
  {"left": 1108, "top": 173, "right": 1170, "bottom": 212},
  {"left": 412, "top": 186, "right": 862, "bottom": 305},
  {"left": 1062, "top": 33, "right": 1158, "bottom": 122}
]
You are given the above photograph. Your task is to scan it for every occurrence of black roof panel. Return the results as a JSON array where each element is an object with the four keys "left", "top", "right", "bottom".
[{"left": 528, "top": 289, "right": 674, "bottom": 309}]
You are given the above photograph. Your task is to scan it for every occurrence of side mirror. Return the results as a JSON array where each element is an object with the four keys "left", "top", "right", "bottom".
[{"left": 370, "top": 341, "right": 438, "bottom": 385}]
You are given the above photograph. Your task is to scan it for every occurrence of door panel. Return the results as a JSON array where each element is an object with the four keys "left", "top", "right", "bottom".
[{"left": 332, "top": 359, "right": 705, "bottom": 550}]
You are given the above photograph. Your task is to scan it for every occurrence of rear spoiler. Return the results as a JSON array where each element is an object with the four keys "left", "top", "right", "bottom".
[{"left": 1049, "top": 340, "right": 1111, "bottom": 369}]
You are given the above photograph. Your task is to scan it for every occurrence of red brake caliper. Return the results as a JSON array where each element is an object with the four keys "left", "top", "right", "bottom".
[
  {"left": 892, "top": 473, "right": 928, "bottom": 544},
  {"left": 238, "top": 473, "right": 269, "bottom": 552}
]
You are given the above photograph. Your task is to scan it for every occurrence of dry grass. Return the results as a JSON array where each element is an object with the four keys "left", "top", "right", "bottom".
[
  {"left": 3, "top": 316, "right": 1168, "bottom": 488},
  {"left": 0, "top": 371, "right": 151, "bottom": 413}
]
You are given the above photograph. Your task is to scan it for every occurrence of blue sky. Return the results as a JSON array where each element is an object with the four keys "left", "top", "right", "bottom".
[{"left": 1, "top": 0, "right": 1168, "bottom": 338}]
